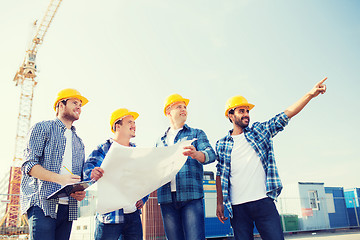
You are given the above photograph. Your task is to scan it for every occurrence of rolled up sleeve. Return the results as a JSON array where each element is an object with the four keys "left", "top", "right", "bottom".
[
  {"left": 195, "top": 129, "right": 216, "bottom": 165},
  {"left": 21, "top": 123, "right": 47, "bottom": 175}
]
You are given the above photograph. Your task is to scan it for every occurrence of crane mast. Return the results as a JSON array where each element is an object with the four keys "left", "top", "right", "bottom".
[{"left": 0, "top": 0, "right": 63, "bottom": 234}]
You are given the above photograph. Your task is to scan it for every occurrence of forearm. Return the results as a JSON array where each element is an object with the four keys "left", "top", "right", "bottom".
[
  {"left": 194, "top": 151, "right": 206, "bottom": 163},
  {"left": 29, "top": 164, "right": 62, "bottom": 184},
  {"left": 30, "top": 164, "right": 81, "bottom": 186},
  {"left": 285, "top": 77, "right": 327, "bottom": 119},
  {"left": 216, "top": 175, "right": 224, "bottom": 204},
  {"left": 284, "top": 93, "right": 313, "bottom": 119},
  {"left": 195, "top": 130, "right": 216, "bottom": 164}
]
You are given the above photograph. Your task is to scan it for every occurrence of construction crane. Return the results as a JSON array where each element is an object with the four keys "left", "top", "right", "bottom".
[{"left": 0, "top": 0, "right": 63, "bottom": 235}]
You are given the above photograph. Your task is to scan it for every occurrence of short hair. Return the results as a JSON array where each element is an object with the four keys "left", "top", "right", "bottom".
[
  {"left": 112, "top": 119, "right": 123, "bottom": 132},
  {"left": 228, "top": 109, "right": 234, "bottom": 123},
  {"left": 55, "top": 99, "right": 68, "bottom": 116}
]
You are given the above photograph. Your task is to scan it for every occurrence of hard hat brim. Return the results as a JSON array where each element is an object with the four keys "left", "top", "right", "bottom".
[
  {"left": 163, "top": 98, "right": 190, "bottom": 116},
  {"left": 53, "top": 95, "right": 89, "bottom": 110},
  {"left": 111, "top": 111, "right": 139, "bottom": 133},
  {"left": 225, "top": 103, "right": 255, "bottom": 117}
]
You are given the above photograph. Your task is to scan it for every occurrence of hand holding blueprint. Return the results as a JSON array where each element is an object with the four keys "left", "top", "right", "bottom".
[{"left": 96, "top": 139, "right": 194, "bottom": 214}]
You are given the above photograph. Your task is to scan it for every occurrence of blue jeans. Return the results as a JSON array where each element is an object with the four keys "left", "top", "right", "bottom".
[
  {"left": 160, "top": 193, "right": 205, "bottom": 240},
  {"left": 27, "top": 205, "right": 73, "bottom": 240},
  {"left": 231, "top": 197, "right": 284, "bottom": 240},
  {"left": 94, "top": 210, "right": 142, "bottom": 240}
]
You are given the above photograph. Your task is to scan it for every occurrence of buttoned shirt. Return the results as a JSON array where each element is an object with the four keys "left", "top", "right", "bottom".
[
  {"left": 156, "top": 124, "right": 216, "bottom": 204},
  {"left": 83, "top": 139, "right": 148, "bottom": 224},
  {"left": 20, "top": 118, "right": 85, "bottom": 221},
  {"left": 216, "top": 112, "right": 290, "bottom": 217}
]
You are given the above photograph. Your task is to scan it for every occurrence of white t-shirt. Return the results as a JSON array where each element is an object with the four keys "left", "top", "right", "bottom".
[
  {"left": 166, "top": 127, "right": 182, "bottom": 192},
  {"left": 229, "top": 134, "right": 267, "bottom": 205},
  {"left": 59, "top": 129, "right": 73, "bottom": 204},
  {"left": 123, "top": 204, "right": 137, "bottom": 214}
]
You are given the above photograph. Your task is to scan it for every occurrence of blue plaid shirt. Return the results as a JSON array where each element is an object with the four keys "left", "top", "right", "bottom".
[
  {"left": 83, "top": 139, "right": 148, "bottom": 224},
  {"left": 216, "top": 112, "right": 290, "bottom": 217},
  {"left": 20, "top": 118, "right": 85, "bottom": 221},
  {"left": 156, "top": 124, "right": 216, "bottom": 204}
]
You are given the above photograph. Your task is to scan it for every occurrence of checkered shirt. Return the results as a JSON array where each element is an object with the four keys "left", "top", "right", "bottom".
[
  {"left": 216, "top": 112, "right": 290, "bottom": 217},
  {"left": 83, "top": 139, "right": 148, "bottom": 224},
  {"left": 156, "top": 124, "right": 216, "bottom": 204},
  {"left": 20, "top": 118, "right": 85, "bottom": 221}
]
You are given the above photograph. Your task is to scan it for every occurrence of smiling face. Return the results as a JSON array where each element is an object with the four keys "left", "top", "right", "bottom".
[
  {"left": 115, "top": 115, "right": 136, "bottom": 138},
  {"left": 229, "top": 106, "right": 250, "bottom": 129},
  {"left": 59, "top": 98, "right": 82, "bottom": 122},
  {"left": 166, "top": 101, "right": 187, "bottom": 126}
]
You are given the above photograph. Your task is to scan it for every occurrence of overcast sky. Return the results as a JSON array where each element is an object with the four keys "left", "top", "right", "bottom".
[{"left": 1, "top": 0, "right": 359, "bottom": 190}]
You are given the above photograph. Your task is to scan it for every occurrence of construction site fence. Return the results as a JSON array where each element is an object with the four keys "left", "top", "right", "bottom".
[{"left": 0, "top": 194, "right": 359, "bottom": 240}]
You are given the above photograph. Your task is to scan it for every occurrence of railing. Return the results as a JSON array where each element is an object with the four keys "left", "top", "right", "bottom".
[{"left": 0, "top": 191, "right": 359, "bottom": 240}]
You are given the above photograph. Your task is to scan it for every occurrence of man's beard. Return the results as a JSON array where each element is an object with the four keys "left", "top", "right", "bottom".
[
  {"left": 234, "top": 116, "right": 250, "bottom": 129},
  {"left": 63, "top": 108, "right": 79, "bottom": 122}
]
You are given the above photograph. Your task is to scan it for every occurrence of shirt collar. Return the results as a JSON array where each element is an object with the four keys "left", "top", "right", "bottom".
[
  {"left": 226, "top": 126, "right": 250, "bottom": 140},
  {"left": 109, "top": 138, "right": 136, "bottom": 147},
  {"left": 164, "top": 124, "right": 189, "bottom": 137},
  {"left": 54, "top": 118, "right": 76, "bottom": 132}
]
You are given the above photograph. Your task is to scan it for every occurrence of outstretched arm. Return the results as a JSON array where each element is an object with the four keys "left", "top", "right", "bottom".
[{"left": 284, "top": 77, "right": 327, "bottom": 119}]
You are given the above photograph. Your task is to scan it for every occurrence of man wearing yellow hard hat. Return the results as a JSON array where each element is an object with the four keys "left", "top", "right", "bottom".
[
  {"left": 20, "top": 88, "right": 89, "bottom": 240},
  {"left": 156, "top": 93, "right": 216, "bottom": 240},
  {"left": 83, "top": 108, "right": 148, "bottom": 240},
  {"left": 215, "top": 78, "right": 327, "bottom": 240}
]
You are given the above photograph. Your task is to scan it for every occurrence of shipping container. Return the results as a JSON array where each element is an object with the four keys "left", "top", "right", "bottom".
[
  {"left": 203, "top": 178, "right": 234, "bottom": 238},
  {"left": 324, "top": 187, "right": 350, "bottom": 228},
  {"left": 141, "top": 191, "right": 166, "bottom": 240},
  {"left": 344, "top": 188, "right": 360, "bottom": 227},
  {"left": 279, "top": 182, "right": 330, "bottom": 231}
]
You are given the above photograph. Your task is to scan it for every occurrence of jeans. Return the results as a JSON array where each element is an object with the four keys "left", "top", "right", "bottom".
[
  {"left": 160, "top": 193, "right": 205, "bottom": 240},
  {"left": 94, "top": 210, "right": 142, "bottom": 240},
  {"left": 231, "top": 197, "right": 284, "bottom": 240},
  {"left": 27, "top": 205, "right": 73, "bottom": 240}
]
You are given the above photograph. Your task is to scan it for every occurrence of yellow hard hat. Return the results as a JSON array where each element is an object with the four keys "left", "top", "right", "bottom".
[
  {"left": 110, "top": 108, "right": 139, "bottom": 133},
  {"left": 163, "top": 93, "right": 189, "bottom": 116},
  {"left": 225, "top": 95, "right": 255, "bottom": 117},
  {"left": 54, "top": 88, "right": 89, "bottom": 111}
]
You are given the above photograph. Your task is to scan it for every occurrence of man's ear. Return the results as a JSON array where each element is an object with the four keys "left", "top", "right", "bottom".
[
  {"left": 228, "top": 114, "right": 235, "bottom": 123},
  {"left": 165, "top": 107, "right": 171, "bottom": 116},
  {"left": 114, "top": 123, "right": 119, "bottom": 132}
]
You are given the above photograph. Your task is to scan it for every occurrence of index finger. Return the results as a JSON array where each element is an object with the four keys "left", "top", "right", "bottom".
[
  {"left": 95, "top": 167, "right": 104, "bottom": 174},
  {"left": 183, "top": 146, "right": 194, "bottom": 150},
  {"left": 217, "top": 214, "right": 224, "bottom": 224},
  {"left": 73, "top": 190, "right": 85, "bottom": 194},
  {"left": 71, "top": 175, "right": 81, "bottom": 180},
  {"left": 319, "top": 77, "right": 327, "bottom": 84}
]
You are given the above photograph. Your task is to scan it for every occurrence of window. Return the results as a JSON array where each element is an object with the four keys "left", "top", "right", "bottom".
[{"left": 308, "top": 190, "right": 320, "bottom": 210}]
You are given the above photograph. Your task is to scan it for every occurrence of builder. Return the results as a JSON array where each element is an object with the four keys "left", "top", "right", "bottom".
[
  {"left": 156, "top": 93, "right": 216, "bottom": 240},
  {"left": 20, "top": 88, "right": 88, "bottom": 240},
  {"left": 216, "top": 78, "right": 327, "bottom": 240}
]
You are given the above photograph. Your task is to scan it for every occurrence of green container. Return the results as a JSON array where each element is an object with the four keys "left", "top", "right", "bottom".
[{"left": 280, "top": 215, "right": 299, "bottom": 232}]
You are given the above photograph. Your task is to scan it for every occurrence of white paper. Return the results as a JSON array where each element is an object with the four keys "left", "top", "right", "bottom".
[{"left": 96, "top": 139, "right": 194, "bottom": 214}]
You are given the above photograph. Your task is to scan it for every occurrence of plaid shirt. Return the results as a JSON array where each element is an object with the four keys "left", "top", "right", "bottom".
[
  {"left": 216, "top": 112, "right": 290, "bottom": 217},
  {"left": 156, "top": 124, "right": 216, "bottom": 204},
  {"left": 20, "top": 118, "right": 85, "bottom": 221},
  {"left": 83, "top": 139, "right": 148, "bottom": 224}
]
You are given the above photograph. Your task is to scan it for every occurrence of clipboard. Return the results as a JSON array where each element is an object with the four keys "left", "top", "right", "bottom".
[{"left": 47, "top": 180, "right": 95, "bottom": 200}]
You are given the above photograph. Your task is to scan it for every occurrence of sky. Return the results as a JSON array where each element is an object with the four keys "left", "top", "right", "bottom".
[{"left": 0, "top": 0, "right": 359, "bottom": 190}]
